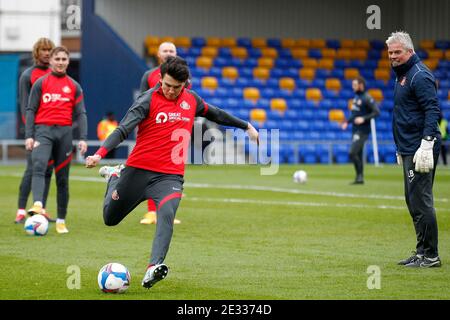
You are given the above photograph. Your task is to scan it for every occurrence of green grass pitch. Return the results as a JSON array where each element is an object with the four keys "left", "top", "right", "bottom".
[{"left": 0, "top": 163, "right": 449, "bottom": 299}]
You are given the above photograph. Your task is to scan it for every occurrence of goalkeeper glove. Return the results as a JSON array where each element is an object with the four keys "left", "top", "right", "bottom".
[{"left": 413, "top": 138, "right": 435, "bottom": 173}]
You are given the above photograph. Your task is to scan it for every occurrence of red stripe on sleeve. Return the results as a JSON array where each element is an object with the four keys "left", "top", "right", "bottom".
[
  {"left": 95, "top": 146, "right": 108, "bottom": 158},
  {"left": 202, "top": 101, "right": 209, "bottom": 116},
  {"left": 75, "top": 93, "right": 83, "bottom": 105}
]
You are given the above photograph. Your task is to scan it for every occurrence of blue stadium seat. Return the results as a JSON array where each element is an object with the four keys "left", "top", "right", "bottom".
[
  {"left": 248, "top": 48, "right": 262, "bottom": 58},
  {"left": 299, "top": 145, "right": 318, "bottom": 164},
  {"left": 370, "top": 40, "right": 385, "bottom": 50},
  {"left": 267, "top": 38, "right": 282, "bottom": 48},
  {"left": 237, "top": 37, "right": 251, "bottom": 48},
  {"left": 218, "top": 47, "right": 232, "bottom": 57},
  {"left": 316, "top": 69, "right": 330, "bottom": 79},
  {"left": 309, "top": 49, "right": 322, "bottom": 59},
  {"left": 279, "top": 48, "right": 292, "bottom": 59},
  {"left": 326, "top": 39, "right": 341, "bottom": 49},
  {"left": 316, "top": 144, "right": 331, "bottom": 163},
  {"left": 333, "top": 144, "right": 350, "bottom": 163},
  {"left": 435, "top": 40, "right": 450, "bottom": 50},
  {"left": 188, "top": 47, "right": 202, "bottom": 56}
]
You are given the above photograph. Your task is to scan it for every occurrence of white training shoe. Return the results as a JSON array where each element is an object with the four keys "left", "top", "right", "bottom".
[
  {"left": 142, "top": 264, "right": 169, "bottom": 289},
  {"left": 99, "top": 164, "right": 124, "bottom": 182}
]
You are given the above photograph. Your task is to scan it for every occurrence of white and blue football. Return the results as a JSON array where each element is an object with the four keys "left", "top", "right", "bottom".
[
  {"left": 24, "top": 215, "right": 49, "bottom": 236},
  {"left": 98, "top": 263, "right": 131, "bottom": 293}
]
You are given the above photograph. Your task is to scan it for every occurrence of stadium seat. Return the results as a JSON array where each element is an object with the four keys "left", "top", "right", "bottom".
[
  {"left": 222, "top": 66, "right": 239, "bottom": 81},
  {"left": 344, "top": 68, "right": 360, "bottom": 79},
  {"left": 270, "top": 98, "right": 288, "bottom": 113},
  {"left": 281, "top": 38, "right": 297, "bottom": 48},
  {"left": 279, "top": 77, "right": 296, "bottom": 91},
  {"left": 354, "top": 40, "right": 370, "bottom": 49},
  {"left": 374, "top": 68, "right": 391, "bottom": 82},
  {"left": 174, "top": 37, "right": 191, "bottom": 48},
  {"left": 427, "top": 49, "right": 444, "bottom": 59},
  {"left": 206, "top": 37, "right": 221, "bottom": 47},
  {"left": 378, "top": 59, "right": 390, "bottom": 69},
  {"left": 368, "top": 88, "right": 384, "bottom": 102},
  {"left": 318, "top": 59, "right": 334, "bottom": 70},
  {"left": 201, "top": 46, "right": 218, "bottom": 58},
  {"left": 291, "top": 48, "right": 309, "bottom": 59},
  {"left": 221, "top": 37, "right": 237, "bottom": 48},
  {"left": 201, "top": 77, "right": 218, "bottom": 90},
  {"left": 325, "top": 78, "right": 342, "bottom": 91},
  {"left": 299, "top": 68, "right": 316, "bottom": 81},
  {"left": 423, "top": 59, "right": 439, "bottom": 70},
  {"left": 261, "top": 47, "right": 278, "bottom": 59},
  {"left": 191, "top": 37, "right": 206, "bottom": 47},
  {"left": 329, "top": 109, "right": 345, "bottom": 122},
  {"left": 321, "top": 48, "right": 337, "bottom": 59},
  {"left": 350, "top": 49, "right": 368, "bottom": 60},
  {"left": 258, "top": 57, "right": 274, "bottom": 69},
  {"left": 302, "top": 58, "right": 319, "bottom": 68},
  {"left": 243, "top": 87, "right": 261, "bottom": 102},
  {"left": 445, "top": 50, "right": 450, "bottom": 60},
  {"left": 340, "top": 39, "right": 355, "bottom": 48},
  {"left": 196, "top": 56, "right": 213, "bottom": 69},
  {"left": 310, "top": 39, "right": 326, "bottom": 49},
  {"left": 419, "top": 40, "right": 435, "bottom": 50},
  {"left": 253, "top": 67, "right": 270, "bottom": 81},
  {"left": 297, "top": 39, "right": 311, "bottom": 48},
  {"left": 160, "top": 36, "right": 175, "bottom": 44},
  {"left": 231, "top": 47, "right": 248, "bottom": 59},
  {"left": 252, "top": 38, "right": 267, "bottom": 48},
  {"left": 306, "top": 88, "right": 323, "bottom": 102},
  {"left": 250, "top": 108, "right": 267, "bottom": 124},
  {"left": 336, "top": 49, "right": 352, "bottom": 60},
  {"left": 145, "top": 36, "right": 160, "bottom": 48},
  {"left": 147, "top": 45, "right": 159, "bottom": 56}
]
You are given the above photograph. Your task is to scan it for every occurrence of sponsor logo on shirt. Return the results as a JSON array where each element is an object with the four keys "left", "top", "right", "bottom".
[
  {"left": 156, "top": 112, "right": 168, "bottom": 123},
  {"left": 42, "top": 93, "right": 70, "bottom": 103},
  {"left": 155, "top": 112, "right": 191, "bottom": 123}
]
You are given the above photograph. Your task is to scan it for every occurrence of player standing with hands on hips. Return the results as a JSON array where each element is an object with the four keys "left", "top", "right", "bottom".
[
  {"left": 25, "top": 46, "right": 88, "bottom": 234},
  {"left": 387, "top": 31, "right": 442, "bottom": 268},
  {"left": 85, "top": 56, "right": 259, "bottom": 288}
]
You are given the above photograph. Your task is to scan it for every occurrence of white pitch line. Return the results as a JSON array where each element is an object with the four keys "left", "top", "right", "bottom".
[
  {"left": 182, "top": 196, "right": 450, "bottom": 212},
  {"left": 1, "top": 171, "right": 449, "bottom": 203}
]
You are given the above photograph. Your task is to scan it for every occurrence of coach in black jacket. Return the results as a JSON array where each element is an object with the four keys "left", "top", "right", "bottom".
[{"left": 387, "top": 31, "right": 442, "bottom": 268}]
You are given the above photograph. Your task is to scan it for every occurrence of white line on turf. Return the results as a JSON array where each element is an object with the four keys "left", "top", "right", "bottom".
[
  {"left": 182, "top": 196, "right": 450, "bottom": 212},
  {"left": 1, "top": 171, "right": 448, "bottom": 204}
]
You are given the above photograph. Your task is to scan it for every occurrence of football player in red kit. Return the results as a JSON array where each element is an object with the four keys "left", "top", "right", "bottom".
[{"left": 86, "top": 56, "right": 258, "bottom": 289}]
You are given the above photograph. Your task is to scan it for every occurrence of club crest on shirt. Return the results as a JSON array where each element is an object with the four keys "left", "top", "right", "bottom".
[
  {"left": 180, "top": 101, "right": 191, "bottom": 110},
  {"left": 62, "top": 85, "right": 72, "bottom": 94},
  {"left": 400, "top": 77, "right": 407, "bottom": 86}
]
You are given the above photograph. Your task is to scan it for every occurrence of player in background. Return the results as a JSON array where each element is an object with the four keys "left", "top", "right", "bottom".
[
  {"left": 25, "top": 46, "right": 88, "bottom": 234},
  {"left": 15, "top": 38, "right": 56, "bottom": 224},
  {"left": 387, "top": 31, "right": 442, "bottom": 268},
  {"left": 97, "top": 112, "right": 118, "bottom": 158},
  {"left": 139, "top": 41, "right": 182, "bottom": 225},
  {"left": 341, "top": 76, "right": 380, "bottom": 184},
  {"left": 85, "top": 56, "right": 259, "bottom": 289}
]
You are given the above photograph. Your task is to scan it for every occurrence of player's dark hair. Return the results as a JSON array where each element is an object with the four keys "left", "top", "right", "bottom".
[
  {"left": 354, "top": 76, "right": 366, "bottom": 89},
  {"left": 160, "top": 56, "right": 190, "bottom": 83}
]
